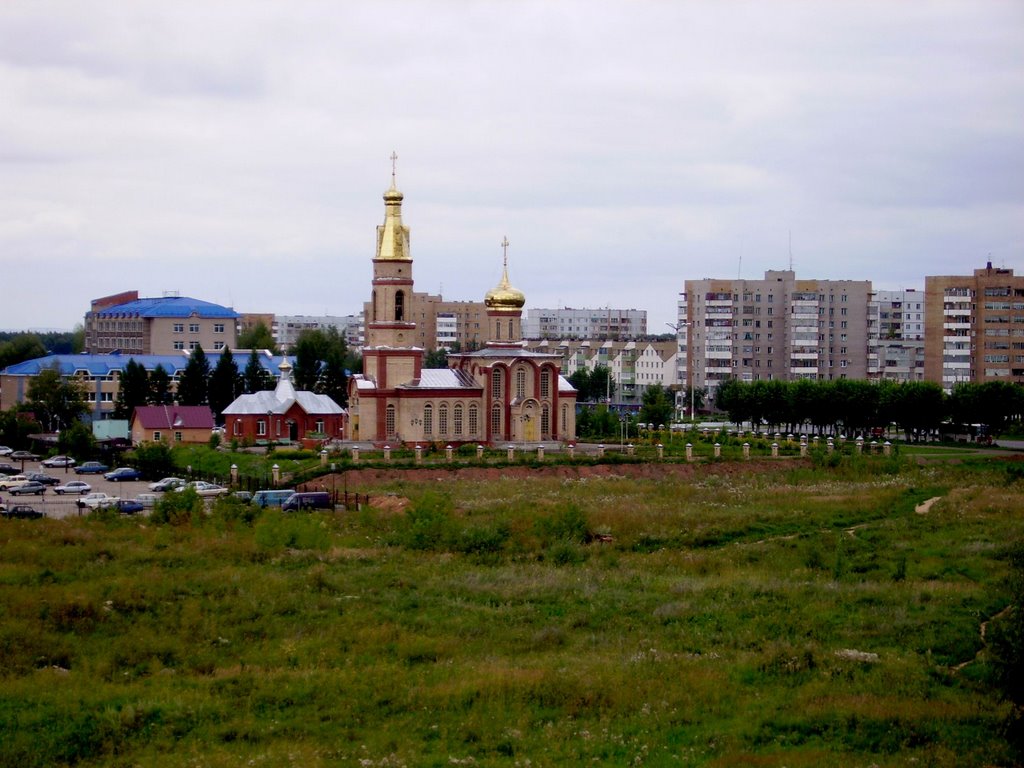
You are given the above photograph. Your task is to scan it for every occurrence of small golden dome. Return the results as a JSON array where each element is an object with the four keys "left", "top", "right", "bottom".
[
  {"left": 485, "top": 268, "right": 525, "bottom": 310},
  {"left": 383, "top": 183, "right": 403, "bottom": 203}
]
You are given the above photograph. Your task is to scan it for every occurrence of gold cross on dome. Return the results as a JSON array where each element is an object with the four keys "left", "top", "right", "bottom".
[
  {"left": 390, "top": 151, "right": 398, "bottom": 182},
  {"left": 501, "top": 236, "right": 510, "bottom": 268}
]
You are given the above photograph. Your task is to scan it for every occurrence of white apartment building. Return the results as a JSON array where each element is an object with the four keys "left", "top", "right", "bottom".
[
  {"left": 273, "top": 314, "right": 364, "bottom": 351},
  {"left": 870, "top": 289, "right": 925, "bottom": 382},
  {"left": 523, "top": 307, "right": 647, "bottom": 340}
]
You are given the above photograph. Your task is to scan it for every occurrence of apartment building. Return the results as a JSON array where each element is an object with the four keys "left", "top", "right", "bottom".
[
  {"left": 677, "top": 270, "right": 873, "bottom": 402},
  {"left": 523, "top": 307, "right": 647, "bottom": 340},
  {"left": 84, "top": 291, "right": 239, "bottom": 355},
  {"left": 924, "top": 263, "right": 1024, "bottom": 390},
  {"left": 871, "top": 289, "right": 925, "bottom": 382},
  {"left": 523, "top": 338, "right": 677, "bottom": 403},
  {"left": 273, "top": 314, "right": 364, "bottom": 351}
]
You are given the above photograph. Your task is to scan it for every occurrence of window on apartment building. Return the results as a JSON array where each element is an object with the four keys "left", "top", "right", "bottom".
[
  {"left": 842, "top": 294, "right": 848, "bottom": 302},
  {"left": 214, "top": 342, "right": 225, "bottom": 350},
  {"left": 189, "top": 323, "right": 200, "bottom": 333},
  {"left": 189, "top": 342, "right": 199, "bottom": 350},
  {"left": 173, "top": 323, "right": 184, "bottom": 333},
  {"left": 841, "top": 321, "right": 848, "bottom": 329},
  {"left": 841, "top": 307, "right": 848, "bottom": 316},
  {"left": 214, "top": 323, "right": 225, "bottom": 333},
  {"left": 172, "top": 340, "right": 184, "bottom": 351}
]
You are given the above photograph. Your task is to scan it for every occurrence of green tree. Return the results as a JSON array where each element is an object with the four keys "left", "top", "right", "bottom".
[
  {"left": 0, "top": 333, "right": 47, "bottom": 370},
  {"left": 26, "top": 365, "right": 88, "bottom": 433},
  {"left": 320, "top": 345, "right": 348, "bottom": 407},
  {"left": 58, "top": 419, "right": 97, "bottom": 460},
  {"left": 568, "top": 369, "right": 592, "bottom": 401},
  {"left": 208, "top": 349, "right": 241, "bottom": 423},
  {"left": 149, "top": 364, "right": 172, "bottom": 405},
  {"left": 177, "top": 347, "right": 211, "bottom": 406},
  {"left": 244, "top": 349, "right": 275, "bottom": 393},
  {"left": 424, "top": 348, "right": 449, "bottom": 368},
  {"left": 114, "top": 358, "right": 150, "bottom": 420},
  {"left": 238, "top": 322, "right": 278, "bottom": 353},
  {"left": 292, "top": 331, "right": 325, "bottom": 392},
  {"left": 590, "top": 365, "right": 616, "bottom": 403},
  {"left": 639, "top": 383, "right": 674, "bottom": 429},
  {"left": 0, "top": 409, "right": 40, "bottom": 450}
]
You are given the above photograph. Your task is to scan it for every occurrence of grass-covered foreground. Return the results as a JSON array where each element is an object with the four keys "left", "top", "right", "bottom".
[{"left": 1, "top": 456, "right": 1022, "bottom": 766}]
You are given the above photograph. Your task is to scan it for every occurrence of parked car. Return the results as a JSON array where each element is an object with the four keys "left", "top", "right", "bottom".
[
  {"left": 149, "top": 477, "right": 185, "bottom": 492},
  {"left": 135, "top": 493, "right": 159, "bottom": 508},
  {"left": 115, "top": 499, "right": 145, "bottom": 515},
  {"left": 75, "top": 462, "right": 110, "bottom": 475},
  {"left": 174, "top": 481, "right": 228, "bottom": 497},
  {"left": 0, "top": 463, "right": 20, "bottom": 475},
  {"left": 55, "top": 480, "right": 92, "bottom": 495},
  {"left": 1, "top": 504, "right": 43, "bottom": 519},
  {"left": 9, "top": 482, "right": 46, "bottom": 496},
  {"left": 25, "top": 472, "right": 60, "bottom": 486},
  {"left": 0, "top": 446, "right": 12, "bottom": 456},
  {"left": 10, "top": 450, "right": 40, "bottom": 462},
  {"left": 104, "top": 467, "right": 143, "bottom": 482},
  {"left": 77, "top": 492, "right": 119, "bottom": 510},
  {"left": 282, "top": 491, "right": 332, "bottom": 512},
  {"left": 41, "top": 455, "right": 76, "bottom": 468},
  {"left": 232, "top": 490, "right": 253, "bottom": 503},
  {"left": 0, "top": 475, "right": 32, "bottom": 491}
]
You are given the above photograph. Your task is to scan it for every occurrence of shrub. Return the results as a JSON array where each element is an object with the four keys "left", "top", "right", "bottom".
[
  {"left": 402, "top": 492, "right": 455, "bottom": 551},
  {"left": 536, "top": 503, "right": 591, "bottom": 545},
  {"left": 151, "top": 487, "right": 204, "bottom": 526},
  {"left": 254, "top": 511, "right": 331, "bottom": 550}
]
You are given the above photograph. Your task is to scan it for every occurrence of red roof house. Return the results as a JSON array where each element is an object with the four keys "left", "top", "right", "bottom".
[{"left": 130, "top": 405, "right": 215, "bottom": 445}]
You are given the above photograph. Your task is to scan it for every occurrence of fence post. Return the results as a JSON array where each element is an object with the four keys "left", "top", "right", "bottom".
[
  {"left": 415, "top": 445, "right": 423, "bottom": 465},
  {"left": 567, "top": 443, "right": 575, "bottom": 459},
  {"left": 446, "top": 445, "right": 453, "bottom": 463},
  {"left": 477, "top": 444, "right": 484, "bottom": 460},
  {"left": 714, "top": 443, "right": 721, "bottom": 458},
  {"left": 686, "top": 443, "right": 693, "bottom": 462},
  {"left": 771, "top": 442, "right": 779, "bottom": 457},
  {"left": 383, "top": 445, "right": 391, "bottom": 463},
  {"left": 743, "top": 442, "right": 750, "bottom": 460},
  {"left": 271, "top": 464, "right": 280, "bottom": 485},
  {"left": 537, "top": 445, "right": 545, "bottom": 461},
  {"left": 352, "top": 446, "right": 360, "bottom": 465},
  {"left": 597, "top": 444, "right": 605, "bottom": 458}
]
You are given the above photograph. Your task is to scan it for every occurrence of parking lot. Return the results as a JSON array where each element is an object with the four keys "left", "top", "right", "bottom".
[{"left": 1, "top": 460, "right": 160, "bottom": 520}]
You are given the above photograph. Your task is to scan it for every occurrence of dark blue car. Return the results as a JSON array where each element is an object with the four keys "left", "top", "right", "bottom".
[{"left": 104, "top": 467, "right": 143, "bottom": 482}]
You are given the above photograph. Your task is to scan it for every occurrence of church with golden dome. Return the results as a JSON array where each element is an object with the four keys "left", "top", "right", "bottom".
[{"left": 348, "top": 165, "right": 577, "bottom": 445}]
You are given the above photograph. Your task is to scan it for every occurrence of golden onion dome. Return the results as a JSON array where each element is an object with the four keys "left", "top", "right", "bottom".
[
  {"left": 383, "top": 183, "right": 403, "bottom": 203},
  {"left": 485, "top": 267, "right": 525, "bottom": 311}
]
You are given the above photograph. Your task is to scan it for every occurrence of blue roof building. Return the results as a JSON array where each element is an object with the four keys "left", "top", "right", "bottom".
[{"left": 84, "top": 290, "right": 240, "bottom": 355}]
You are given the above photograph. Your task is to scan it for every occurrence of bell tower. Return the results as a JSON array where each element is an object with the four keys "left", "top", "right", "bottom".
[{"left": 362, "top": 153, "right": 423, "bottom": 387}]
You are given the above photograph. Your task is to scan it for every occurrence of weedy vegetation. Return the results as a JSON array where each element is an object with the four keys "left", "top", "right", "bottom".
[{"left": 1, "top": 455, "right": 1022, "bottom": 766}]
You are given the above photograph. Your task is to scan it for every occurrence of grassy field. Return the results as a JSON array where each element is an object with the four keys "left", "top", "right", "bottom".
[{"left": 1, "top": 454, "right": 1021, "bottom": 766}]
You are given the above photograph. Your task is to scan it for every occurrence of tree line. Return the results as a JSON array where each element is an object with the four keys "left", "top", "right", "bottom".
[{"left": 715, "top": 378, "right": 1024, "bottom": 439}]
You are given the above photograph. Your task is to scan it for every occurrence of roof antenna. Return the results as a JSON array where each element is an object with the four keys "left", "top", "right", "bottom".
[
  {"left": 788, "top": 230, "right": 794, "bottom": 271},
  {"left": 737, "top": 254, "right": 742, "bottom": 280}
]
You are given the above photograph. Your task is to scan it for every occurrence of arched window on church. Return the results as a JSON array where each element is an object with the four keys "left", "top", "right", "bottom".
[
  {"left": 541, "top": 369, "right": 551, "bottom": 399},
  {"left": 561, "top": 404, "right": 568, "bottom": 434},
  {"left": 468, "top": 403, "right": 478, "bottom": 437},
  {"left": 372, "top": 290, "right": 377, "bottom": 322},
  {"left": 491, "top": 368, "right": 503, "bottom": 400},
  {"left": 541, "top": 404, "right": 550, "bottom": 438},
  {"left": 394, "top": 290, "right": 405, "bottom": 321},
  {"left": 423, "top": 404, "right": 433, "bottom": 436},
  {"left": 454, "top": 403, "right": 463, "bottom": 436},
  {"left": 491, "top": 405, "right": 501, "bottom": 437},
  {"left": 386, "top": 404, "right": 396, "bottom": 438},
  {"left": 439, "top": 403, "right": 449, "bottom": 435},
  {"left": 515, "top": 367, "right": 526, "bottom": 400},
  {"left": 508, "top": 319, "right": 513, "bottom": 339},
  {"left": 495, "top": 319, "right": 501, "bottom": 341}
]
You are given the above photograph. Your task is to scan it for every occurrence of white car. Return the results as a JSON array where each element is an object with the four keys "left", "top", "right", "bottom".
[
  {"left": 134, "top": 493, "right": 160, "bottom": 508},
  {"left": 77, "top": 492, "right": 119, "bottom": 510},
  {"left": 42, "top": 455, "right": 76, "bottom": 468},
  {"left": 0, "top": 475, "right": 32, "bottom": 491},
  {"left": 174, "top": 481, "right": 229, "bottom": 497},
  {"left": 55, "top": 480, "right": 92, "bottom": 495},
  {"left": 0, "top": 446, "right": 12, "bottom": 456}
]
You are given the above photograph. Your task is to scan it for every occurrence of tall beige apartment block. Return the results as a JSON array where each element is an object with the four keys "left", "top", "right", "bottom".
[
  {"left": 924, "top": 263, "right": 1024, "bottom": 390},
  {"left": 678, "top": 270, "right": 873, "bottom": 401}
]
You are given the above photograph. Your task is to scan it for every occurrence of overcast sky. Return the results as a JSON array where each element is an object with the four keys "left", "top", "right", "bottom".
[{"left": 1, "top": 1, "right": 1022, "bottom": 335}]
